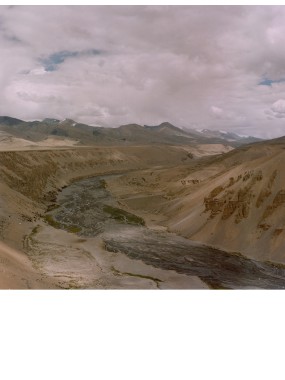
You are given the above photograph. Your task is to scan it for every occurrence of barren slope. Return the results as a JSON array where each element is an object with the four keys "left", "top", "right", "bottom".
[
  {"left": 153, "top": 142, "right": 285, "bottom": 262},
  {"left": 104, "top": 139, "right": 285, "bottom": 263}
]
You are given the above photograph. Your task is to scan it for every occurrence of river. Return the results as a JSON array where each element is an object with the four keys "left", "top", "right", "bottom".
[{"left": 45, "top": 174, "right": 285, "bottom": 289}]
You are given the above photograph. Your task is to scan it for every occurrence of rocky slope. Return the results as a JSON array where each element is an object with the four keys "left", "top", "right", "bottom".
[
  {"left": 162, "top": 139, "right": 285, "bottom": 262},
  {"left": 102, "top": 137, "right": 285, "bottom": 263}
]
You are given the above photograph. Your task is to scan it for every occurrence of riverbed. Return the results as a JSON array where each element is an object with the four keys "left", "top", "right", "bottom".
[{"left": 45, "top": 174, "right": 285, "bottom": 289}]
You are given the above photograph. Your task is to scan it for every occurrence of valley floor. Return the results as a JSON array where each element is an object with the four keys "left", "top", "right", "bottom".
[{"left": 1, "top": 140, "right": 285, "bottom": 289}]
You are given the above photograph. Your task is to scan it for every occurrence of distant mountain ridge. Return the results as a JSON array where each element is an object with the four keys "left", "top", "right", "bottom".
[
  {"left": 196, "top": 128, "right": 261, "bottom": 145},
  {"left": 0, "top": 116, "right": 24, "bottom": 126},
  {"left": 0, "top": 116, "right": 262, "bottom": 147}
]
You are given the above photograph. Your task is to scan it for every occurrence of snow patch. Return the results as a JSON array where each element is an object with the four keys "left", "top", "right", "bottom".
[{"left": 235, "top": 133, "right": 250, "bottom": 138}]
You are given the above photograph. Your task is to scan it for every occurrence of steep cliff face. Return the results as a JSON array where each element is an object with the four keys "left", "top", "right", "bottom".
[{"left": 165, "top": 142, "right": 285, "bottom": 263}]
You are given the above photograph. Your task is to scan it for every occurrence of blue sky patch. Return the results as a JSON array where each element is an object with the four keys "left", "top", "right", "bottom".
[
  {"left": 259, "top": 77, "right": 285, "bottom": 86},
  {"left": 40, "top": 49, "right": 103, "bottom": 71}
]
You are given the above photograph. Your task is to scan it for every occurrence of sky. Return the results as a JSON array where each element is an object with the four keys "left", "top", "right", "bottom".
[{"left": 2, "top": 6, "right": 285, "bottom": 138}]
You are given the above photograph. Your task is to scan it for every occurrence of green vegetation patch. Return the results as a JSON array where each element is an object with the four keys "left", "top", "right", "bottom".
[
  {"left": 31, "top": 225, "right": 40, "bottom": 236},
  {"left": 103, "top": 204, "right": 145, "bottom": 226},
  {"left": 66, "top": 225, "right": 82, "bottom": 233},
  {"left": 44, "top": 214, "right": 82, "bottom": 234},
  {"left": 44, "top": 214, "right": 61, "bottom": 229}
]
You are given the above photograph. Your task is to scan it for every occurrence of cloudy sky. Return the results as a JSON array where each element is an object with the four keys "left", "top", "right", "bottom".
[{"left": 2, "top": 5, "right": 285, "bottom": 138}]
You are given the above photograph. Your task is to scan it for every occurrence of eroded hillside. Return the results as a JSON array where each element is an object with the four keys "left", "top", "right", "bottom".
[{"left": 104, "top": 140, "right": 285, "bottom": 263}]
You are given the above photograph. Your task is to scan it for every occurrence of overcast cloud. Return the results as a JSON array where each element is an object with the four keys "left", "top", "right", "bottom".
[{"left": 2, "top": 5, "right": 285, "bottom": 138}]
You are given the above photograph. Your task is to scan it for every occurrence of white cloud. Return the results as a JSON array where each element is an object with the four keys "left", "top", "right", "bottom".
[
  {"left": 271, "top": 99, "right": 285, "bottom": 115},
  {"left": 29, "top": 67, "right": 48, "bottom": 76},
  {"left": 1, "top": 6, "right": 285, "bottom": 137},
  {"left": 211, "top": 106, "right": 223, "bottom": 118}
]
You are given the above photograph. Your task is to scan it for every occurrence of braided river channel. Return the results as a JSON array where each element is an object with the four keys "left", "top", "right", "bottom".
[{"left": 45, "top": 174, "right": 285, "bottom": 289}]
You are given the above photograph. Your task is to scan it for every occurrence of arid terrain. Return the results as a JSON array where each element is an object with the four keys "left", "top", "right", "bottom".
[{"left": 1, "top": 117, "right": 285, "bottom": 289}]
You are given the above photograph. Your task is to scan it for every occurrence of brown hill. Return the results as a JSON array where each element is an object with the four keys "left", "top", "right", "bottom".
[{"left": 160, "top": 139, "right": 285, "bottom": 262}]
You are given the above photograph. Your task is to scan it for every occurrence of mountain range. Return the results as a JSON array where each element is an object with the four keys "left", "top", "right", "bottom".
[{"left": 0, "top": 116, "right": 261, "bottom": 148}]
